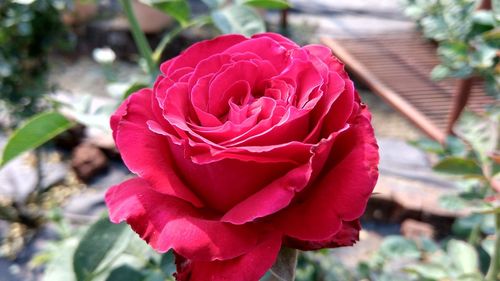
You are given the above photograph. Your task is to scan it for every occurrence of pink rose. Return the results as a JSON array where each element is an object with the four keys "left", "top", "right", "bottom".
[{"left": 105, "top": 33, "right": 379, "bottom": 281}]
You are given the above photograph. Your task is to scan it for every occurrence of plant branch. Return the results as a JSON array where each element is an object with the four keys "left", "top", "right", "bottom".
[
  {"left": 119, "top": 0, "right": 156, "bottom": 77},
  {"left": 152, "top": 16, "right": 212, "bottom": 64}
]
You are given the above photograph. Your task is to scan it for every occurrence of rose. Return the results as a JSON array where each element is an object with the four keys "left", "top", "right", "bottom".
[{"left": 105, "top": 32, "right": 379, "bottom": 281}]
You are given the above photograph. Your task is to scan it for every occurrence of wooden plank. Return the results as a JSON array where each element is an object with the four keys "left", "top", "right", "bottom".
[{"left": 321, "top": 37, "right": 447, "bottom": 142}]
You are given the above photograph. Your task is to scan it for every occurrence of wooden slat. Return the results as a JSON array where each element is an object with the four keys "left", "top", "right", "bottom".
[{"left": 321, "top": 34, "right": 494, "bottom": 142}]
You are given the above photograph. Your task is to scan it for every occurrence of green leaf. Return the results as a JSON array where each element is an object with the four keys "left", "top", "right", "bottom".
[
  {"left": 436, "top": 42, "right": 472, "bottom": 77},
  {"left": 238, "top": 0, "right": 290, "bottom": 9},
  {"left": 447, "top": 239, "right": 479, "bottom": 275},
  {"left": 444, "top": 136, "right": 467, "bottom": 157},
  {"left": 404, "top": 263, "right": 449, "bottom": 280},
  {"left": 484, "top": 72, "right": 500, "bottom": 98},
  {"left": 211, "top": 4, "right": 265, "bottom": 36},
  {"left": 439, "top": 194, "right": 469, "bottom": 211},
  {"left": 470, "top": 45, "right": 497, "bottom": 69},
  {"left": 144, "top": 272, "right": 167, "bottom": 281},
  {"left": 404, "top": 5, "right": 425, "bottom": 20},
  {"left": 483, "top": 28, "right": 500, "bottom": 49},
  {"left": 73, "top": 217, "right": 132, "bottom": 281},
  {"left": 379, "top": 236, "right": 421, "bottom": 260},
  {"left": 472, "top": 10, "right": 495, "bottom": 27},
  {"left": 139, "top": 0, "right": 190, "bottom": 26},
  {"left": 160, "top": 251, "right": 176, "bottom": 276},
  {"left": 452, "top": 214, "right": 483, "bottom": 238},
  {"left": 0, "top": 111, "right": 73, "bottom": 166},
  {"left": 433, "top": 157, "right": 483, "bottom": 176},
  {"left": 106, "top": 265, "right": 144, "bottom": 281},
  {"left": 456, "top": 273, "right": 484, "bottom": 281},
  {"left": 123, "top": 82, "right": 149, "bottom": 100},
  {"left": 481, "top": 237, "right": 495, "bottom": 257},
  {"left": 431, "top": 64, "right": 451, "bottom": 80},
  {"left": 493, "top": 0, "right": 500, "bottom": 24},
  {"left": 409, "top": 138, "right": 445, "bottom": 154},
  {"left": 420, "top": 237, "right": 440, "bottom": 253},
  {"left": 456, "top": 111, "right": 499, "bottom": 164},
  {"left": 42, "top": 238, "right": 79, "bottom": 281}
]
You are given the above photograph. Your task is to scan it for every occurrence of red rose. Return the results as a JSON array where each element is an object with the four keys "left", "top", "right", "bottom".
[{"left": 105, "top": 33, "right": 379, "bottom": 281}]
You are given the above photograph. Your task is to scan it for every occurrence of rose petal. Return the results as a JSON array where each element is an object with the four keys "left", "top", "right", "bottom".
[
  {"left": 105, "top": 178, "right": 270, "bottom": 261},
  {"left": 303, "top": 71, "right": 346, "bottom": 143},
  {"left": 252, "top": 32, "right": 299, "bottom": 49},
  {"left": 223, "top": 37, "right": 290, "bottom": 71},
  {"left": 174, "top": 233, "right": 282, "bottom": 281},
  {"left": 304, "top": 44, "right": 349, "bottom": 79},
  {"left": 223, "top": 105, "right": 310, "bottom": 147},
  {"left": 207, "top": 60, "right": 274, "bottom": 116},
  {"left": 320, "top": 79, "right": 355, "bottom": 137},
  {"left": 273, "top": 109, "right": 378, "bottom": 240},
  {"left": 284, "top": 220, "right": 361, "bottom": 250},
  {"left": 113, "top": 89, "right": 202, "bottom": 206},
  {"left": 221, "top": 128, "right": 344, "bottom": 224},
  {"left": 147, "top": 120, "right": 311, "bottom": 165},
  {"left": 168, "top": 138, "right": 296, "bottom": 212},
  {"left": 161, "top": 34, "right": 247, "bottom": 75},
  {"left": 110, "top": 95, "right": 130, "bottom": 140}
]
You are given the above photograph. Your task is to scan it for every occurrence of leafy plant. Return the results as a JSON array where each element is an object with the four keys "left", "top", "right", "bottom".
[
  {"left": 402, "top": 0, "right": 499, "bottom": 98},
  {"left": 356, "top": 236, "right": 485, "bottom": 281},
  {"left": 0, "top": 112, "right": 74, "bottom": 166},
  {"left": 0, "top": 0, "right": 71, "bottom": 120},
  {"left": 33, "top": 214, "right": 177, "bottom": 281},
  {"left": 411, "top": 108, "right": 500, "bottom": 280}
]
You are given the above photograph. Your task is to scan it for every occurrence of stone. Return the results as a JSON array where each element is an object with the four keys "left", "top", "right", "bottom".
[
  {"left": 401, "top": 219, "right": 435, "bottom": 239},
  {"left": 378, "top": 138, "right": 429, "bottom": 169},
  {"left": 0, "top": 225, "right": 58, "bottom": 281},
  {"left": 0, "top": 150, "right": 68, "bottom": 203},
  {"left": 63, "top": 190, "right": 106, "bottom": 222},
  {"left": 70, "top": 143, "right": 108, "bottom": 182},
  {"left": 377, "top": 138, "right": 453, "bottom": 186},
  {"left": 63, "top": 161, "right": 130, "bottom": 221},
  {"left": 369, "top": 138, "right": 466, "bottom": 219},
  {"left": 88, "top": 161, "right": 131, "bottom": 191},
  {"left": 373, "top": 174, "right": 467, "bottom": 218}
]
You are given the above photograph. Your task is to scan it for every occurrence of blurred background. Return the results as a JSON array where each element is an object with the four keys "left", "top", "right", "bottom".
[{"left": 0, "top": 0, "right": 498, "bottom": 280}]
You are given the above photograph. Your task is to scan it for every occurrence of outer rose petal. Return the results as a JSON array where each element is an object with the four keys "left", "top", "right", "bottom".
[
  {"left": 174, "top": 233, "right": 282, "bottom": 281},
  {"left": 252, "top": 32, "right": 299, "bottom": 49},
  {"left": 284, "top": 220, "right": 361, "bottom": 250},
  {"left": 304, "top": 44, "right": 349, "bottom": 79},
  {"left": 110, "top": 96, "right": 129, "bottom": 141},
  {"left": 113, "top": 89, "right": 203, "bottom": 206},
  {"left": 221, "top": 127, "right": 345, "bottom": 224},
  {"left": 161, "top": 34, "right": 247, "bottom": 75},
  {"left": 168, "top": 137, "right": 296, "bottom": 212},
  {"left": 273, "top": 108, "right": 379, "bottom": 241},
  {"left": 105, "top": 178, "right": 271, "bottom": 261}
]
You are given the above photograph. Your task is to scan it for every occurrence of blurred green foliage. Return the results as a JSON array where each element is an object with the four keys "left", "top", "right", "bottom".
[
  {"left": 403, "top": 0, "right": 499, "bottom": 98},
  {"left": 0, "top": 0, "right": 71, "bottom": 119},
  {"left": 33, "top": 214, "right": 177, "bottom": 281}
]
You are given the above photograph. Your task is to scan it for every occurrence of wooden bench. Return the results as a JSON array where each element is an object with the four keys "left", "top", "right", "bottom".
[
  {"left": 315, "top": 0, "right": 496, "bottom": 142},
  {"left": 321, "top": 34, "right": 494, "bottom": 142}
]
